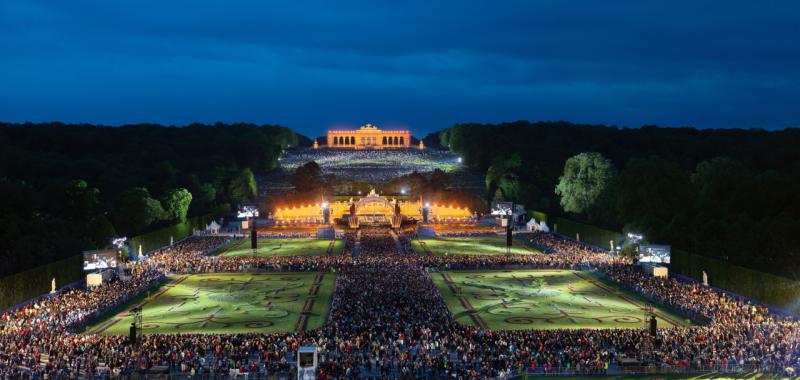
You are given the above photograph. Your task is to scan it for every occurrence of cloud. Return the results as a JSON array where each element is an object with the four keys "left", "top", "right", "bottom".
[{"left": 0, "top": 0, "right": 799, "bottom": 135}]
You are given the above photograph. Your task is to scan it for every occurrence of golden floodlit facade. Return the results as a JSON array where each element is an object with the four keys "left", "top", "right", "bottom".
[
  {"left": 327, "top": 124, "right": 411, "bottom": 149},
  {"left": 273, "top": 190, "right": 472, "bottom": 225}
]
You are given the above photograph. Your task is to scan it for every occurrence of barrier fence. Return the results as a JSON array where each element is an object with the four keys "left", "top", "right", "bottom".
[
  {"left": 506, "top": 363, "right": 777, "bottom": 379},
  {"left": 22, "top": 357, "right": 772, "bottom": 379}
]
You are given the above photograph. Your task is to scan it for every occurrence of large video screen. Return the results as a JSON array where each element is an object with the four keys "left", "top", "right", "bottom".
[
  {"left": 639, "top": 244, "right": 671, "bottom": 264},
  {"left": 83, "top": 250, "right": 119, "bottom": 270},
  {"left": 491, "top": 202, "right": 513, "bottom": 216},
  {"left": 237, "top": 204, "right": 259, "bottom": 219}
]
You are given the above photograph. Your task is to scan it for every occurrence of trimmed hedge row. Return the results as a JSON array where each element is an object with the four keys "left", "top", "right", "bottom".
[
  {"left": 528, "top": 210, "right": 548, "bottom": 224},
  {"left": 670, "top": 249, "right": 800, "bottom": 314},
  {"left": 534, "top": 210, "right": 800, "bottom": 314},
  {"left": 0, "top": 254, "right": 84, "bottom": 311},
  {"left": 552, "top": 217, "right": 623, "bottom": 250},
  {"left": 1, "top": 209, "right": 228, "bottom": 311},
  {"left": 128, "top": 208, "right": 228, "bottom": 256}
]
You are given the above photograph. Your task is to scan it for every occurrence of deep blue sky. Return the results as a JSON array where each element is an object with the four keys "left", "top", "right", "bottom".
[{"left": 1, "top": 1, "right": 799, "bottom": 137}]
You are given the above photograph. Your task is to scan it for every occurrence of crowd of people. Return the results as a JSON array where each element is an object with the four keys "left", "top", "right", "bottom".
[
  {"left": 357, "top": 227, "right": 399, "bottom": 257},
  {"left": 523, "top": 232, "right": 606, "bottom": 255},
  {"left": 278, "top": 148, "right": 462, "bottom": 184},
  {"left": 429, "top": 224, "right": 496, "bottom": 237},
  {"left": 1, "top": 230, "right": 799, "bottom": 378},
  {"left": 257, "top": 225, "right": 321, "bottom": 239}
]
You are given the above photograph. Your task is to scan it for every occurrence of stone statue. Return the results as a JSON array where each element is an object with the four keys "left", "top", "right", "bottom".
[{"left": 50, "top": 278, "right": 56, "bottom": 294}]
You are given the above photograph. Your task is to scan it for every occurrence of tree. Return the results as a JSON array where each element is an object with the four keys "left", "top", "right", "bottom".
[
  {"left": 486, "top": 153, "right": 522, "bottom": 203},
  {"left": 616, "top": 157, "right": 694, "bottom": 243},
  {"left": 162, "top": 188, "right": 193, "bottom": 223},
  {"left": 691, "top": 157, "right": 749, "bottom": 208},
  {"left": 439, "top": 128, "right": 452, "bottom": 148},
  {"left": 114, "top": 187, "right": 167, "bottom": 234},
  {"left": 429, "top": 169, "right": 451, "bottom": 189},
  {"left": 229, "top": 168, "right": 257, "bottom": 204},
  {"left": 291, "top": 161, "right": 324, "bottom": 192},
  {"left": 195, "top": 183, "right": 217, "bottom": 206},
  {"left": 87, "top": 215, "right": 116, "bottom": 246},
  {"left": 554, "top": 152, "right": 615, "bottom": 215}
]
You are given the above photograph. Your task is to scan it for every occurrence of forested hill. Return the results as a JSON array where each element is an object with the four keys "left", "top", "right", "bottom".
[
  {"left": 0, "top": 122, "right": 297, "bottom": 276},
  {"left": 439, "top": 121, "right": 800, "bottom": 278}
]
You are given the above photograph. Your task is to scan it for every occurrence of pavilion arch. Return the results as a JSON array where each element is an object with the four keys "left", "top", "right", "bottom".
[{"left": 355, "top": 193, "right": 394, "bottom": 216}]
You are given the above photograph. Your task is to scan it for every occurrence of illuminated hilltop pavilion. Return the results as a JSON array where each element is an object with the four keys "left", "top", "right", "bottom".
[{"left": 327, "top": 124, "right": 412, "bottom": 149}]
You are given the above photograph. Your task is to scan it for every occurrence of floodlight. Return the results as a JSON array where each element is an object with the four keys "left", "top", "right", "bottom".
[
  {"left": 626, "top": 232, "right": 644, "bottom": 244},
  {"left": 111, "top": 237, "right": 127, "bottom": 249}
]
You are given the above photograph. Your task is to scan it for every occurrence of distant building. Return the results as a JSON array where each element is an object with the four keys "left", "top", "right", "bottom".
[{"left": 327, "top": 124, "right": 411, "bottom": 149}]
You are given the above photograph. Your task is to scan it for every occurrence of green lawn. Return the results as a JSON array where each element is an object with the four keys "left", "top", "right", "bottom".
[
  {"left": 412, "top": 237, "right": 540, "bottom": 256},
  {"left": 220, "top": 238, "right": 343, "bottom": 257},
  {"left": 85, "top": 272, "right": 335, "bottom": 335},
  {"left": 433, "top": 269, "right": 691, "bottom": 330}
]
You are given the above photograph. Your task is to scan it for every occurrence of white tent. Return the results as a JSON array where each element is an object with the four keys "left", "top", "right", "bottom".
[
  {"left": 206, "top": 220, "right": 221, "bottom": 234},
  {"left": 526, "top": 218, "right": 538, "bottom": 231},
  {"left": 539, "top": 221, "right": 550, "bottom": 233}
]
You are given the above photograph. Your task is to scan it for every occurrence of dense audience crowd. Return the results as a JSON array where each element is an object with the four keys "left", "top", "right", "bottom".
[
  {"left": 430, "top": 224, "right": 496, "bottom": 237},
  {"left": 278, "top": 148, "right": 462, "bottom": 183},
  {"left": 1, "top": 230, "right": 798, "bottom": 378},
  {"left": 357, "top": 227, "right": 399, "bottom": 257},
  {"left": 257, "top": 225, "right": 321, "bottom": 239},
  {"left": 524, "top": 232, "right": 606, "bottom": 255},
  {"left": 258, "top": 231, "right": 316, "bottom": 238}
]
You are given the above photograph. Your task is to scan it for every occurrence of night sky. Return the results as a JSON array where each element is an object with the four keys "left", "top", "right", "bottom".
[{"left": 1, "top": 1, "right": 799, "bottom": 137}]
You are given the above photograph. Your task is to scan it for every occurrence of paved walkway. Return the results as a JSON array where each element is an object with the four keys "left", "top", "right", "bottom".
[
  {"left": 389, "top": 229, "right": 404, "bottom": 254},
  {"left": 352, "top": 230, "right": 362, "bottom": 258}
]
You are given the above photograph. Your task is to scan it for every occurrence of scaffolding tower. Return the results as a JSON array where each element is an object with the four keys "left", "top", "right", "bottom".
[{"left": 640, "top": 304, "right": 656, "bottom": 364}]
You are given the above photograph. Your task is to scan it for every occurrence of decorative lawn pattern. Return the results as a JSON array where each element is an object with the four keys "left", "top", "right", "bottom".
[
  {"left": 433, "top": 269, "right": 690, "bottom": 330},
  {"left": 412, "top": 237, "right": 540, "bottom": 256},
  {"left": 220, "top": 238, "right": 343, "bottom": 257},
  {"left": 85, "top": 272, "right": 335, "bottom": 335}
]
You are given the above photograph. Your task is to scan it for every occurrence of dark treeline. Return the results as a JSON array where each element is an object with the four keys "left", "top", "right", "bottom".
[
  {"left": 0, "top": 122, "right": 297, "bottom": 276},
  {"left": 438, "top": 121, "right": 800, "bottom": 278}
]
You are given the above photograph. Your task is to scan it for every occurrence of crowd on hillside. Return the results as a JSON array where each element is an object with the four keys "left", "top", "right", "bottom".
[
  {"left": 279, "top": 148, "right": 461, "bottom": 183},
  {"left": 1, "top": 231, "right": 799, "bottom": 378}
]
